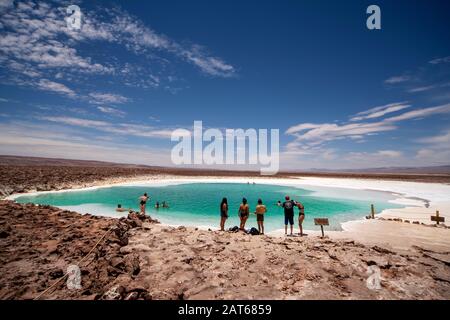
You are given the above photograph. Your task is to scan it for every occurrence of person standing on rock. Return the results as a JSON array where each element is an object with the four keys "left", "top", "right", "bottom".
[
  {"left": 254, "top": 198, "right": 267, "bottom": 235},
  {"left": 297, "top": 201, "right": 305, "bottom": 236},
  {"left": 238, "top": 197, "right": 250, "bottom": 231},
  {"left": 219, "top": 197, "right": 228, "bottom": 231},
  {"left": 282, "top": 195, "right": 296, "bottom": 236},
  {"left": 139, "top": 193, "right": 149, "bottom": 215}
]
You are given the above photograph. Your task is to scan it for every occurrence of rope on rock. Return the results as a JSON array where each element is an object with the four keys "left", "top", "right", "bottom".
[{"left": 33, "top": 223, "right": 116, "bottom": 300}]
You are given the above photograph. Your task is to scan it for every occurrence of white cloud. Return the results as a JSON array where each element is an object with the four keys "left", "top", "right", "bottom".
[
  {"left": 38, "top": 116, "right": 175, "bottom": 139},
  {"left": 385, "top": 103, "right": 450, "bottom": 122},
  {"left": 407, "top": 85, "right": 436, "bottom": 93},
  {"left": 429, "top": 56, "right": 450, "bottom": 65},
  {"left": 37, "top": 79, "right": 76, "bottom": 97},
  {"left": 39, "top": 116, "right": 108, "bottom": 128},
  {"left": 0, "top": 0, "right": 13, "bottom": 11},
  {"left": 97, "top": 106, "right": 126, "bottom": 117},
  {"left": 285, "top": 103, "right": 450, "bottom": 160},
  {"left": 375, "top": 150, "right": 403, "bottom": 158},
  {"left": 417, "top": 129, "right": 450, "bottom": 145},
  {"left": 89, "top": 92, "right": 129, "bottom": 104},
  {"left": 384, "top": 75, "right": 410, "bottom": 84},
  {"left": 350, "top": 102, "right": 410, "bottom": 121},
  {"left": 0, "top": 0, "right": 236, "bottom": 101},
  {"left": 0, "top": 122, "right": 171, "bottom": 166},
  {"left": 285, "top": 121, "right": 397, "bottom": 146}
]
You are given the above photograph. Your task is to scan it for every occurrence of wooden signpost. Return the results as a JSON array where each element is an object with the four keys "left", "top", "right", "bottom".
[
  {"left": 314, "top": 218, "right": 329, "bottom": 238},
  {"left": 431, "top": 210, "right": 445, "bottom": 225}
]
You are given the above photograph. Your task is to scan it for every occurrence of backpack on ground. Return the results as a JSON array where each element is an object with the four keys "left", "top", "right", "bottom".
[{"left": 249, "top": 227, "right": 260, "bottom": 235}]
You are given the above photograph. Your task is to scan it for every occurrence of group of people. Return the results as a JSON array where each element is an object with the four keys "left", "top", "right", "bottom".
[
  {"left": 220, "top": 195, "right": 305, "bottom": 236},
  {"left": 116, "top": 193, "right": 170, "bottom": 215},
  {"left": 118, "top": 192, "right": 305, "bottom": 237},
  {"left": 155, "top": 201, "right": 169, "bottom": 209}
]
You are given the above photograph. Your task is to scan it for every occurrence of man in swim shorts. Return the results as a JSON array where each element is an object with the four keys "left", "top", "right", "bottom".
[
  {"left": 282, "top": 195, "right": 296, "bottom": 236},
  {"left": 254, "top": 198, "right": 267, "bottom": 235}
]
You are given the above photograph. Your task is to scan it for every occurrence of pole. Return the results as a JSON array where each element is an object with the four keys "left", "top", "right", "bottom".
[
  {"left": 371, "top": 204, "right": 375, "bottom": 219},
  {"left": 436, "top": 210, "right": 440, "bottom": 225},
  {"left": 320, "top": 225, "right": 324, "bottom": 238}
]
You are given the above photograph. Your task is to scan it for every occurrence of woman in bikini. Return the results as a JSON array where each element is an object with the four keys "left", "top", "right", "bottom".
[
  {"left": 297, "top": 201, "right": 305, "bottom": 236},
  {"left": 238, "top": 197, "right": 250, "bottom": 231},
  {"left": 219, "top": 197, "right": 228, "bottom": 231},
  {"left": 139, "top": 192, "right": 149, "bottom": 215}
]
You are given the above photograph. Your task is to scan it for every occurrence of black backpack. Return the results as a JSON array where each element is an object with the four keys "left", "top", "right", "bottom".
[
  {"left": 249, "top": 227, "right": 260, "bottom": 235},
  {"left": 229, "top": 226, "right": 239, "bottom": 232}
]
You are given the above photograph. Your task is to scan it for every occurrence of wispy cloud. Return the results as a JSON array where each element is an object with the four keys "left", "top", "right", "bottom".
[
  {"left": 89, "top": 92, "right": 129, "bottom": 104},
  {"left": 286, "top": 121, "right": 397, "bottom": 146},
  {"left": 38, "top": 116, "right": 176, "bottom": 139},
  {"left": 407, "top": 85, "right": 436, "bottom": 93},
  {"left": 384, "top": 103, "right": 450, "bottom": 122},
  {"left": 0, "top": 121, "right": 171, "bottom": 165},
  {"left": 384, "top": 75, "right": 411, "bottom": 84},
  {"left": 349, "top": 102, "right": 410, "bottom": 121},
  {"left": 417, "top": 129, "right": 450, "bottom": 145},
  {"left": 37, "top": 79, "right": 76, "bottom": 98},
  {"left": 0, "top": 0, "right": 236, "bottom": 102},
  {"left": 415, "top": 129, "right": 450, "bottom": 165},
  {"left": 97, "top": 106, "right": 126, "bottom": 117},
  {"left": 429, "top": 56, "right": 450, "bottom": 65},
  {"left": 285, "top": 103, "right": 450, "bottom": 151}
]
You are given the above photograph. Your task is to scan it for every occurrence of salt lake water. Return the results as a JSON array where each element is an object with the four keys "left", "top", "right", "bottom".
[{"left": 15, "top": 182, "right": 403, "bottom": 232}]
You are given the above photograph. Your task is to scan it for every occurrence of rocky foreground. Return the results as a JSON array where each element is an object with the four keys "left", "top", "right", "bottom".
[{"left": 1, "top": 200, "right": 449, "bottom": 300}]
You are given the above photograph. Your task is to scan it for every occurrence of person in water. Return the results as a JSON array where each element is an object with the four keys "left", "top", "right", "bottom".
[
  {"left": 219, "top": 197, "right": 228, "bottom": 231},
  {"left": 276, "top": 200, "right": 282, "bottom": 207},
  {"left": 238, "top": 197, "right": 250, "bottom": 231},
  {"left": 116, "top": 204, "right": 128, "bottom": 212},
  {"left": 155, "top": 201, "right": 160, "bottom": 209},
  {"left": 139, "top": 193, "right": 149, "bottom": 215},
  {"left": 162, "top": 201, "right": 169, "bottom": 208},
  {"left": 254, "top": 198, "right": 267, "bottom": 235},
  {"left": 282, "top": 195, "right": 296, "bottom": 236},
  {"left": 297, "top": 201, "right": 305, "bottom": 236}
]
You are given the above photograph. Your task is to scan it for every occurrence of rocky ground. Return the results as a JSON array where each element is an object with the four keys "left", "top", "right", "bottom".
[
  {"left": 0, "top": 200, "right": 158, "bottom": 300},
  {"left": 0, "top": 200, "right": 449, "bottom": 300}
]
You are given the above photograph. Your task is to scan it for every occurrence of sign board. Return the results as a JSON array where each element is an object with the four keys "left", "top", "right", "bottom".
[
  {"left": 431, "top": 210, "right": 445, "bottom": 225},
  {"left": 431, "top": 216, "right": 445, "bottom": 223},
  {"left": 314, "top": 218, "right": 329, "bottom": 238},
  {"left": 314, "top": 218, "right": 329, "bottom": 226}
]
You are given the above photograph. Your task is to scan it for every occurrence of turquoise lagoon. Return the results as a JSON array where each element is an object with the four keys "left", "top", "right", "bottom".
[{"left": 15, "top": 182, "right": 403, "bottom": 232}]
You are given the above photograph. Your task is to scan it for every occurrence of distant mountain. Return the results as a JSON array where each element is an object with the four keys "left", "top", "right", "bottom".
[
  {"left": 308, "top": 165, "right": 450, "bottom": 175},
  {"left": 1, "top": 155, "right": 450, "bottom": 175},
  {"left": 0, "top": 155, "right": 158, "bottom": 168}
]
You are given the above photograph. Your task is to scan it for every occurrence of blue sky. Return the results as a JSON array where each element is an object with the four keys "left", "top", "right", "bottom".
[{"left": 0, "top": 0, "right": 449, "bottom": 170}]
